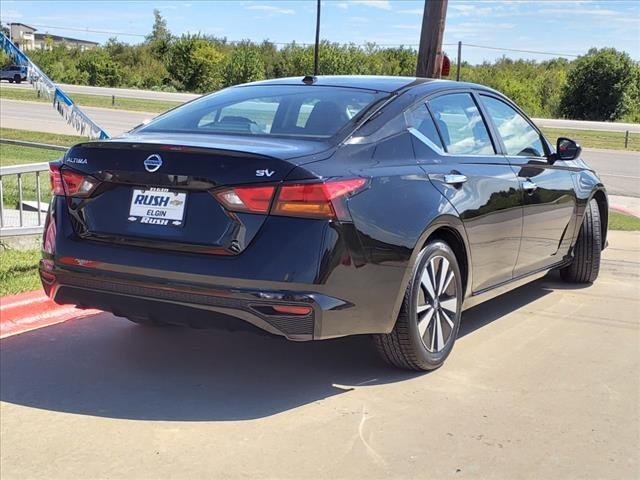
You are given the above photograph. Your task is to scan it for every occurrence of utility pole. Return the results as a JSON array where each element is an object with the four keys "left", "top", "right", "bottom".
[
  {"left": 456, "top": 40, "right": 462, "bottom": 81},
  {"left": 416, "top": 0, "right": 448, "bottom": 78},
  {"left": 313, "top": 0, "right": 321, "bottom": 76}
]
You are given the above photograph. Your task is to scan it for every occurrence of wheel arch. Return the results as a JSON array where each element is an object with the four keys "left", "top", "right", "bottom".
[
  {"left": 422, "top": 225, "right": 470, "bottom": 298},
  {"left": 590, "top": 188, "right": 608, "bottom": 250},
  {"left": 388, "top": 214, "right": 472, "bottom": 328}
]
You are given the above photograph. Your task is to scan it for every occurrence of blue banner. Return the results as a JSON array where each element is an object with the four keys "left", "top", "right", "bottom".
[{"left": 1, "top": 32, "right": 110, "bottom": 139}]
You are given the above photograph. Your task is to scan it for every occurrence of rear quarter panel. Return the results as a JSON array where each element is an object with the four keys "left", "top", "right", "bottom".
[{"left": 299, "top": 130, "right": 468, "bottom": 335}]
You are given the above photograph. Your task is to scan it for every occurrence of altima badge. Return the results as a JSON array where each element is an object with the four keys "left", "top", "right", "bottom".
[{"left": 144, "top": 154, "right": 163, "bottom": 172}]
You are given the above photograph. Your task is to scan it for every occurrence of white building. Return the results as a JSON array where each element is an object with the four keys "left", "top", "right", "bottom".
[{"left": 9, "top": 23, "right": 99, "bottom": 51}]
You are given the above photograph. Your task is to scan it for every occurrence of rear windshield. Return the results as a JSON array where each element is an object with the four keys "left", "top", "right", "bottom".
[{"left": 139, "top": 85, "right": 386, "bottom": 140}]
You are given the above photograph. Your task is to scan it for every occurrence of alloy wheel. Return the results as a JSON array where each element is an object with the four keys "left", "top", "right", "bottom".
[{"left": 416, "top": 255, "right": 459, "bottom": 353}]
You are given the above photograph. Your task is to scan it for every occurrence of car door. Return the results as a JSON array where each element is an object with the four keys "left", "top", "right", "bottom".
[
  {"left": 409, "top": 92, "right": 523, "bottom": 293},
  {"left": 477, "top": 93, "right": 577, "bottom": 275}
]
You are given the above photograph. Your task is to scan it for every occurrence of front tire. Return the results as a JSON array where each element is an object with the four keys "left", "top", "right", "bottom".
[
  {"left": 560, "top": 198, "right": 602, "bottom": 283},
  {"left": 13, "top": 74, "right": 21, "bottom": 84},
  {"left": 374, "top": 240, "right": 463, "bottom": 371}
]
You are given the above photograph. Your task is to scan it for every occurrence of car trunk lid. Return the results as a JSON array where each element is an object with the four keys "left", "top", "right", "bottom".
[{"left": 60, "top": 136, "right": 330, "bottom": 254}]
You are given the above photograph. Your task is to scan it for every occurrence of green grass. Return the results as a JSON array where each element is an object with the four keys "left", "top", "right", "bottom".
[
  {"left": 0, "top": 248, "right": 42, "bottom": 296},
  {"left": 541, "top": 128, "right": 639, "bottom": 152},
  {"left": 0, "top": 85, "right": 182, "bottom": 113},
  {"left": 609, "top": 211, "right": 640, "bottom": 231},
  {"left": 1, "top": 144, "right": 63, "bottom": 167},
  {"left": 0, "top": 127, "right": 84, "bottom": 148},
  {"left": 0, "top": 144, "right": 55, "bottom": 207}
]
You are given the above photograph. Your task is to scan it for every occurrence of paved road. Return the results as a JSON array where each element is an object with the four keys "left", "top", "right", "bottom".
[
  {"left": 1, "top": 231, "right": 638, "bottom": 479},
  {"left": 531, "top": 117, "right": 640, "bottom": 133},
  {"left": 1, "top": 99, "right": 638, "bottom": 196},
  {"left": 3, "top": 82, "right": 639, "bottom": 133},
  {"left": 0, "top": 98, "right": 151, "bottom": 137},
  {"left": 1, "top": 81, "right": 200, "bottom": 103},
  {"left": 582, "top": 148, "right": 640, "bottom": 198}
]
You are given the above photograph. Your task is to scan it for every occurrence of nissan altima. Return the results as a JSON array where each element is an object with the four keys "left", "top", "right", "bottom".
[{"left": 40, "top": 76, "right": 607, "bottom": 371}]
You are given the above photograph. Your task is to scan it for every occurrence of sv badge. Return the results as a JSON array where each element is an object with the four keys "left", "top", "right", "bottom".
[{"left": 256, "top": 169, "right": 275, "bottom": 177}]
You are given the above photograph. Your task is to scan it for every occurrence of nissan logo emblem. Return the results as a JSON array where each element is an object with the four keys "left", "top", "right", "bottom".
[{"left": 144, "top": 154, "right": 163, "bottom": 173}]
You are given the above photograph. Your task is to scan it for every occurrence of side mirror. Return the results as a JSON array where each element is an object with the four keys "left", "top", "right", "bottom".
[{"left": 555, "top": 137, "right": 582, "bottom": 161}]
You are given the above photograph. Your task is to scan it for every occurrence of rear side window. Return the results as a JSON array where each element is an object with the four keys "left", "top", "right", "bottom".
[
  {"left": 142, "top": 85, "right": 386, "bottom": 140},
  {"left": 428, "top": 93, "right": 495, "bottom": 155},
  {"left": 480, "top": 95, "right": 545, "bottom": 157},
  {"left": 405, "top": 104, "right": 443, "bottom": 151}
]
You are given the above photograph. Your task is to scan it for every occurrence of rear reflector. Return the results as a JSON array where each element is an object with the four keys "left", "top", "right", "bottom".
[
  {"left": 272, "top": 305, "right": 313, "bottom": 315},
  {"left": 272, "top": 178, "right": 367, "bottom": 219},
  {"left": 50, "top": 165, "right": 99, "bottom": 198},
  {"left": 214, "top": 185, "right": 275, "bottom": 214}
]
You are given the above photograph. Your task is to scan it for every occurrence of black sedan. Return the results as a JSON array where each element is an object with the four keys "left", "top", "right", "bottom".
[{"left": 40, "top": 76, "right": 607, "bottom": 371}]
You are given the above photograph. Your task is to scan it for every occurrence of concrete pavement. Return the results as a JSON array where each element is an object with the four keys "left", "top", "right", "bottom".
[{"left": 1, "top": 230, "right": 638, "bottom": 479}]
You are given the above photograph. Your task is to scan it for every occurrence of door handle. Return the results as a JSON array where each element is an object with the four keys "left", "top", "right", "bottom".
[
  {"left": 443, "top": 174, "right": 468, "bottom": 185},
  {"left": 428, "top": 173, "right": 467, "bottom": 186},
  {"left": 522, "top": 179, "right": 538, "bottom": 193}
]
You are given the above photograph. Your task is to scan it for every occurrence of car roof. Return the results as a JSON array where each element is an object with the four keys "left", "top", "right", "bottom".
[{"left": 243, "top": 75, "right": 494, "bottom": 94}]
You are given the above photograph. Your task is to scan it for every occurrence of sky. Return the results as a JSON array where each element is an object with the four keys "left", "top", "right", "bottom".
[{"left": 1, "top": 0, "right": 639, "bottom": 64}]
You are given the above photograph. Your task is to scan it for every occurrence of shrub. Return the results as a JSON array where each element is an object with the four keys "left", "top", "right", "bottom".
[{"left": 560, "top": 48, "right": 635, "bottom": 121}]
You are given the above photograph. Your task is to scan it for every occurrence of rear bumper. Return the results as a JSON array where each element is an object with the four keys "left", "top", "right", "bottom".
[
  {"left": 41, "top": 197, "right": 410, "bottom": 340},
  {"left": 41, "top": 262, "right": 352, "bottom": 341}
]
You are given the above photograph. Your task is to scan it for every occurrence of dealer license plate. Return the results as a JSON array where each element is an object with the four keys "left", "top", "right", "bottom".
[{"left": 128, "top": 188, "right": 187, "bottom": 227}]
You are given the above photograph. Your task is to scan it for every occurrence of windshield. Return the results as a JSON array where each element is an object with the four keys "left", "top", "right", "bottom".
[{"left": 139, "top": 85, "right": 387, "bottom": 140}]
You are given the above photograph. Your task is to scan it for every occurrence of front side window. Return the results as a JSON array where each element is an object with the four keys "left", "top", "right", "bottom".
[
  {"left": 480, "top": 95, "right": 545, "bottom": 157},
  {"left": 141, "top": 85, "right": 386, "bottom": 140},
  {"left": 428, "top": 93, "right": 495, "bottom": 155}
]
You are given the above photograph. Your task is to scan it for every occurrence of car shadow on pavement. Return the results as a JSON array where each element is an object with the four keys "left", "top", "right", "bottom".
[{"left": 0, "top": 274, "right": 562, "bottom": 422}]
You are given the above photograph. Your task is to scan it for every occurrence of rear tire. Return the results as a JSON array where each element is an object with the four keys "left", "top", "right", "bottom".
[
  {"left": 560, "top": 198, "right": 602, "bottom": 283},
  {"left": 8, "top": 79, "right": 14, "bottom": 83},
  {"left": 373, "top": 240, "right": 463, "bottom": 371}
]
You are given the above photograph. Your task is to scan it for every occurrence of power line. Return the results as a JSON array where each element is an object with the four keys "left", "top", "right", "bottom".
[
  {"left": 17, "top": 23, "right": 584, "bottom": 58},
  {"left": 462, "top": 42, "right": 581, "bottom": 58},
  {"left": 28, "top": 24, "right": 146, "bottom": 38}
]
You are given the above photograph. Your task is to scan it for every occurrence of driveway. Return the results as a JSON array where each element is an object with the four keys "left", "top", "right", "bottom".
[{"left": 1, "top": 231, "right": 638, "bottom": 479}]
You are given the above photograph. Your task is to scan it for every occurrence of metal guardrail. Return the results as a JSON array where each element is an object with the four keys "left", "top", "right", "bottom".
[
  {"left": 0, "top": 138, "right": 67, "bottom": 237},
  {"left": 0, "top": 138, "right": 68, "bottom": 152}
]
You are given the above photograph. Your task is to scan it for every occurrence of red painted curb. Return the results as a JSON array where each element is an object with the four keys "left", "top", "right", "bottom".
[
  {"left": 0, "top": 290, "right": 101, "bottom": 339},
  {"left": 610, "top": 204, "right": 640, "bottom": 218}
]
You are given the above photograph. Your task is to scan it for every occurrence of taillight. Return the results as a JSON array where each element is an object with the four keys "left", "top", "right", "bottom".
[
  {"left": 42, "top": 212, "right": 56, "bottom": 255},
  {"left": 49, "top": 165, "right": 99, "bottom": 197},
  {"left": 212, "top": 178, "right": 367, "bottom": 220},
  {"left": 272, "top": 178, "right": 367, "bottom": 219},
  {"left": 214, "top": 185, "right": 275, "bottom": 214}
]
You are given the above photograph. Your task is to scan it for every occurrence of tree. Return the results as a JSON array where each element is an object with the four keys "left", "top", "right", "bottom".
[
  {"left": 77, "top": 49, "right": 122, "bottom": 86},
  {"left": 146, "top": 9, "right": 172, "bottom": 59},
  {"left": 621, "top": 65, "right": 640, "bottom": 123},
  {"left": 560, "top": 48, "right": 636, "bottom": 121},
  {"left": 222, "top": 42, "right": 265, "bottom": 87},
  {"left": 167, "top": 34, "right": 224, "bottom": 92}
]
